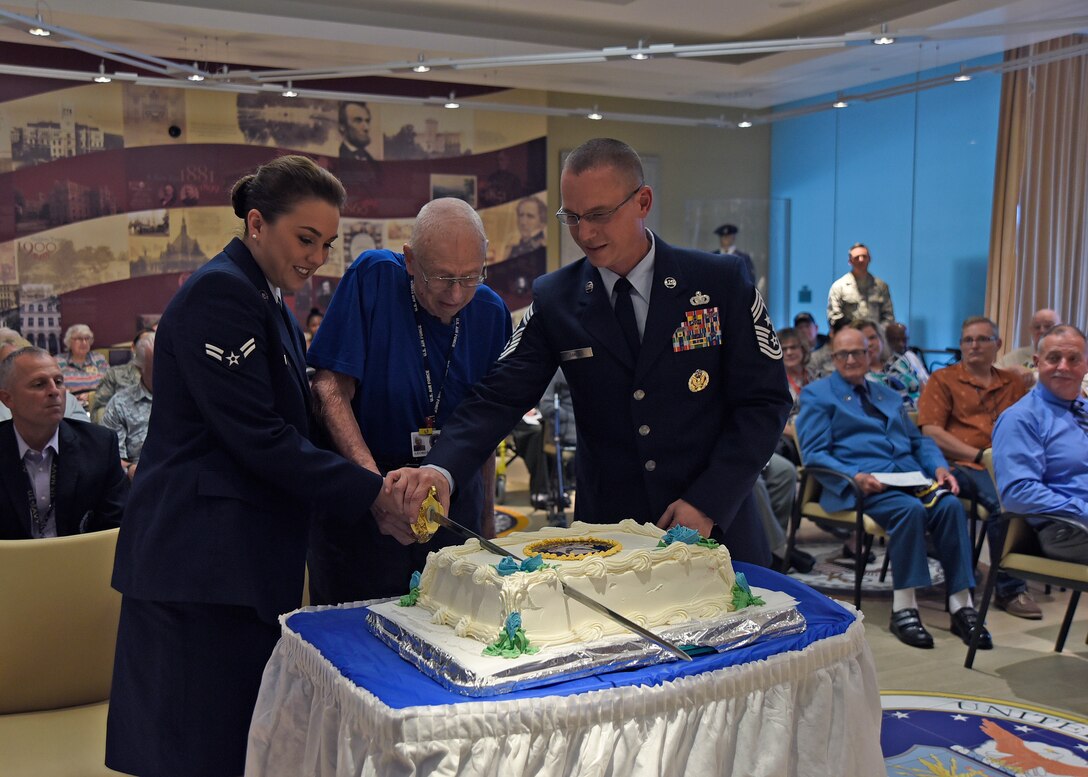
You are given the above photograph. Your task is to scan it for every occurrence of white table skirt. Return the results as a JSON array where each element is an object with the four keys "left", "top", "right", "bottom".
[{"left": 246, "top": 608, "right": 882, "bottom": 777}]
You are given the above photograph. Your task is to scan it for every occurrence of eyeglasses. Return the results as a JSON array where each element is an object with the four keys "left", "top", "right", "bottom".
[
  {"left": 960, "top": 336, "right": 996, "bottom": 346},
  {"left": 555, "top": 183, "right": 644, "bottom": 227},
  {"left": 833, "top": 349, "right": 867, "bottom": 362},
  {"left": 417, "top": 265, "right": 486, "bottom": 290}
]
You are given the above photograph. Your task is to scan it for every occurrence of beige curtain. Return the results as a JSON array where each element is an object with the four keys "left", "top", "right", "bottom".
[{"left": 985, "top": 35, "right": 1088, "bottom": 351}]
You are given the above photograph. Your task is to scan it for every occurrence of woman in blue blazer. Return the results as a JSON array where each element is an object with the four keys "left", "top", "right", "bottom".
[{"left": 107, "top": 156, "right": 396, "bottom": 776}]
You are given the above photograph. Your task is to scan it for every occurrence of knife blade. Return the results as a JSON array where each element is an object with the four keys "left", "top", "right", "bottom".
[{"left": 425, "top": 500, "right": 693, "bottom": 662}]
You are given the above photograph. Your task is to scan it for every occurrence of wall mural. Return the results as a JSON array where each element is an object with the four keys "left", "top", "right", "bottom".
[{"left": 0, "top": 80, "right": 547, "bottom": 351}]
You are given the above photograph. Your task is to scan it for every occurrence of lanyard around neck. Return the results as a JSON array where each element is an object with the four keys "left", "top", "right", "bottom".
[
  {"left": 21, "top": 453, "right": 56, "bottom": 537},
  {"left": 409, "top": 279, "right": 460, "bottom": 427}
]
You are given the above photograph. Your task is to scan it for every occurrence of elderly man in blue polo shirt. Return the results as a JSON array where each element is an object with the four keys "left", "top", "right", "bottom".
[
  {"left": 797, "top": 325, "right": 988, "bottom": 650},
  {"left": 306, "top": 198, "right": 512, "bottom": 605},
  {"left": 993, "top": 324, "right": 1088, "bottom": 563}
]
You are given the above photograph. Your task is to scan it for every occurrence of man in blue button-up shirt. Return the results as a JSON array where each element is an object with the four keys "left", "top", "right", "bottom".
[{"left": 993, "top": 324, "right": 1088, "bottom": 563}]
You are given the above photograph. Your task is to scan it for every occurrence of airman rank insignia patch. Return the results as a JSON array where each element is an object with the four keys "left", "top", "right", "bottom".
[
  {"left": 205, "top": 338, "right": 256, "bottom": 369},
  {"left": 672, "top": 307, "right": 721, "bottom": 352},
  {"left": 751, "top": 290, "right": 782, "bottom": 360}
]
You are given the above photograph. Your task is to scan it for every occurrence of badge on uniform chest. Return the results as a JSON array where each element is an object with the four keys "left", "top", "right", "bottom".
[{"left": 672, "top": 306, "right": 722, "bottom": 352}]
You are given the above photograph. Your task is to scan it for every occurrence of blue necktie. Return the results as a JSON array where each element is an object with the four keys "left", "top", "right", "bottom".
[
  {"left": 1072, "top": 400, "right": 1088, "bottom": 436},
  {"left": 613, "top": 277, "right": 640, "bottom": 358}
]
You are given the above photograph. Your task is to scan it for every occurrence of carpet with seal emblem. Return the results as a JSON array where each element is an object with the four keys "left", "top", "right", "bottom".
[{"left": 881, "top": 691, "right": 1088, "bottom": 776}]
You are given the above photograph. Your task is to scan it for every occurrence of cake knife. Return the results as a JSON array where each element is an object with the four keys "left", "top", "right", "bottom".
[{"left": 420, "top": 489, "right": 693, "bottom": 662}]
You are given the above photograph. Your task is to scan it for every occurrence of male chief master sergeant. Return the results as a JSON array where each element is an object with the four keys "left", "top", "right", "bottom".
[{"left": 404, "top": 138, "right": 791, "bottom": 564}]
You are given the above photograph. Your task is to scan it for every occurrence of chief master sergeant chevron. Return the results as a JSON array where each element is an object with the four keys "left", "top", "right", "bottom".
[{"left": 391, "top": 138, "right": 792, "bottom": 565}]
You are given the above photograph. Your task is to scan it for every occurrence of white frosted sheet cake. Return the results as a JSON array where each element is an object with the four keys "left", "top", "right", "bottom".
[{"left": 414, "top": 519, "right": 738, "bottom": 648}]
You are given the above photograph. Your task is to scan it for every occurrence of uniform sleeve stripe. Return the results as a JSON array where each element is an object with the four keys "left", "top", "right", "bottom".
[{"left": 498, "top": 302, "right": 534, "bottom": 361}]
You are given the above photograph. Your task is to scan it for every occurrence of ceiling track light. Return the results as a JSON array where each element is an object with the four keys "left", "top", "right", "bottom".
[
  {"left": 444, "top": 91, "right": 459, "bottom": 109},
  {"left": 832, "top": 96, "right": 848, "bottom": 108},
  {"left": 737, "top": 118, "right": 753, "bottom": 128},
  {"left": 411, "top": 54, "right": 431, "bottom": 73},
  {"left": 872, "top": 23, "right": 895, "bottom": 45},
  {"left": 953, "top": 66, "right": 972, "bottom": 82},
  {"left": 28, "top": 14, "right": 50, "bottom": 36},
  {"left": 630, "top": 39, "right": 650, "bottom": 61},
  {"left": 187, "top": 62, "right": 204, "bottom": 82},
  {"left": 587, "top": 105, "right": 603, "bottom": 120},
  {"left": 93, "top": 61, "right": 111, "bottom": 83},
  {"left": 281, "top": 80, "right": 298, "bottom": 97}
]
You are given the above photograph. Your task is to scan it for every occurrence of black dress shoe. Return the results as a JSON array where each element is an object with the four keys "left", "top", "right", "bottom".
[
  {"left": 890, "top": 608, "right": 934, "bottom": 648},
  {"left": 841, "top": 544, "right": 876, "bottom": 564},
  {"left": 788, "top": 548, "right": 816, "bottom": 574},
  {"left": 950, "top": 607, "right": 993, "bottom": 650}
]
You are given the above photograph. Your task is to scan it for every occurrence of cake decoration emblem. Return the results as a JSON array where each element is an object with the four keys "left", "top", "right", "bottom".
[{"left": 522, "top": 536, "right": 621, "bottom": 560}]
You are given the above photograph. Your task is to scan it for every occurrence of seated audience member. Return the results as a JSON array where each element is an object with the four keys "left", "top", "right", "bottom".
[
  {"left": 993, "top": 324, "right": 1088, "bottom": 564},
  {"left": 102, "top": 333, "right": 155, "bottom": 480},
  {"left": 918, "top": 316, "right": 1037, "bottom": 618},
  {"left": 793, "top": 312, "right": 829, "bottom": 351},
  {"left": 998, "top": 307, "right": 1060, "bottom": 372},
  {"left": 757, "top": 452, "right": 811, "bottom": 573},
  {"left": 796, "top": 326, "right": 989, "bottom": 649},
  {"left": 90, "top": 328, "right": 154, "bottom": 423},
  {"left": 808, "top": 318, "right": 850, "bottom": 378},
  {"left": 857, "top": 319, "right": 918, "bottom": 408},
  {"left": 775, "top": 326, "right": 811, "bottom": 465},
  {"left": 57, "top": 323, "right": 109, "bottom": 410},
  {"left": 0, "top": 347, "right": 128, "bottom": 539},
  {"left": 0, "top": 331, "right": 89, "bottom": 422},
  {"left": 883, "top": 320, "right": 930, "bottom": 390}
]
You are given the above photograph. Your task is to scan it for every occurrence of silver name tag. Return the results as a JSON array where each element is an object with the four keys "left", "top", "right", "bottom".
[{"left": 560, "top": 347, "right": 594, "bottom": 362}]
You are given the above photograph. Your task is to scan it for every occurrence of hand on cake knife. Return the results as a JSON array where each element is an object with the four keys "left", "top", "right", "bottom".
[{"left": 417, "top": 487, "right": 693, "bottom": 662}]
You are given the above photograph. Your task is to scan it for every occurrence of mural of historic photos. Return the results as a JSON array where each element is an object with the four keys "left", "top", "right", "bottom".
[
  {"left": 480, "top": 192, "right": 547, "bottom": 313},
  {"left": 430, "top": 173, "right": 477, "bottom": 207},
  {"left": 122, "top": 83, "right": 186, "bottom": 148},
  {"left": 380, "top": 104, "right": 473, "bottom": 161},
  {"left": 2, "top": 84, "right": 124, "bottom": 170},
  {"left": 1, "top": 66, "right": 549, "bottom": 348}
]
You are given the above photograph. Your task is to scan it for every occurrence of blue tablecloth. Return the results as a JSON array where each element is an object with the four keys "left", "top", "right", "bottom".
[{"left": 285, "top": 562, "right": 853, "bottom": 709}]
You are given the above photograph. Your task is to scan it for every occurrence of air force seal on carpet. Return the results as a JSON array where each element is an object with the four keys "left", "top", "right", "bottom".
[
  {"left": 205, "top": 338, "right": 256, "bottom": 369},
  {"left": 751, "top": 290, "right": 782, "bottom": 360}
]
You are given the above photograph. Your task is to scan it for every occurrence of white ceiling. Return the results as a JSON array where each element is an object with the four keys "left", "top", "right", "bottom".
[{"left": 1, "top": 0, "right": 1086, "bottom": 112}]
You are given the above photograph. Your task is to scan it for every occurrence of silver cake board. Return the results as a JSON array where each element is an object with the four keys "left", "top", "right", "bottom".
[{"left": 365, "top": 588, "right": 805, "bottom": 697}]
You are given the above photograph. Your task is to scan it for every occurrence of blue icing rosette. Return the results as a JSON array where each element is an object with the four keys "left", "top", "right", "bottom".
[
  {"left": 494, "top": 554, "right": 547, "bottom": 576},
  {"left": 659, "top": 525, "right": 702, "bottom": 546}
]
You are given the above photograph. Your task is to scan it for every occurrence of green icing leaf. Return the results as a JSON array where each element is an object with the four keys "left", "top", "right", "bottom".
[
  {"left": 731, "top": 581, "right": 765, "bottom": 609},
  {"left": 397, "top": 587, "right": 420, "bottom": 607},
  {"left": 482, "top": 625, "right": 540, "bottom": 658}
]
